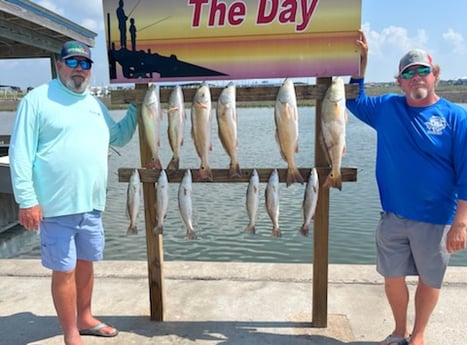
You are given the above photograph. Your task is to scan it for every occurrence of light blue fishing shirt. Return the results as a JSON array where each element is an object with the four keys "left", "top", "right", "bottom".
[
  {"left": 346, "top": 78, "right": 467, "bottom": 225},
  {"left": 9, "top": 78, "right": 137, "bottom": 217}
]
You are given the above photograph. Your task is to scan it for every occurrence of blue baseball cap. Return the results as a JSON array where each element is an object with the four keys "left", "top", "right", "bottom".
[{"left": 60, "top": 41, "right": 93, "bottom": 62}]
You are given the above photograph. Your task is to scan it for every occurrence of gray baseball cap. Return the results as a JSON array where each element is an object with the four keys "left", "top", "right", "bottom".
[{"left": 399, "top": 49, "right": 433, "bottom": 73}]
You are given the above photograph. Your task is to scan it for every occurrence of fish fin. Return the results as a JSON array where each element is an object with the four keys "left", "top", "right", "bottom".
[
  {"left": 167, "top": 157, "right": 179, "bottom": 171},
  {"left": 147, "top": 157, "right": 162, "bottom": 170},
  {"left": 186, "top": 229, "right": 197, "bottom": 240},
  {"left": 153, "top": 224, "right": 163, "bottom": 235},
  {"left": 195, "top": 165, "right": 213, "bottom": 182},
  {"left": 127, "top": 225, "right": 138, "bottom": 235},
  {"left": 295, "top": 142, "right": 299, "bottom": 153},
  {"left": 228, "top": 162, "right": 241, "bottom": 178},
  {"left": 272, "top": 227, "right": 281, "bottom": 237},
  {"left": 299, "top": 224, "right": 309, "bottom": 237},
  {"left": 245, "top": 224, "right": 256, "bottom": 234},
  {"left": 323, "top": 173, "right": 342, "bottom": 191},
  {"left": 286, "top": 167, "right": 304, "bottom": 187}
]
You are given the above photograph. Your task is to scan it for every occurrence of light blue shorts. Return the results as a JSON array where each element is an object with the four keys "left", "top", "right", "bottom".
[
  {"left": 39, "top": 210, "right": 105, "bottom": 272},
  {"left": 376, "top": 212, "right": 450, "bottom": 289}
]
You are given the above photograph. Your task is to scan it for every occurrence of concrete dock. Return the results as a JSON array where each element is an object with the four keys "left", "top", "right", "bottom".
[{"left": 0, "top": 260, "right": 465, "bottom": 345}]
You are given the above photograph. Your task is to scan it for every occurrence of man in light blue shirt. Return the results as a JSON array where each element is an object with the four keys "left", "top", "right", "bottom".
[{"left": 9, "top": 40, "right": 137, "bottom": 344}]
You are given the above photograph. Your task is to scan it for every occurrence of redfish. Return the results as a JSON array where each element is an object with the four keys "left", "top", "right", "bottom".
[
  {"left": 191, "top": 82, "right": 213, "bottom": 181},
  {"left": 321, "top": 77, "right": 347, "bottom": 190},
  {"left": 274, "top": 78, "right": 304, "bottom": 187}
]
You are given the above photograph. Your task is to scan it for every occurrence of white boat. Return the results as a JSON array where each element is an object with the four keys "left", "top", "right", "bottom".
[{"left": 0, "top": 155, "right": 19, "bottom": 233}]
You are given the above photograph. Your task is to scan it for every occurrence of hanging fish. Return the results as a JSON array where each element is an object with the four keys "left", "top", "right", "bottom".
[
  {"left": 217, "top": 81, "right": 241, "bottom": 178},
  {"left": 153, "top": 169, "right": 169, "bottom": 234},
  {"left": 167, "top": 85, "right": 186, "bottom": 171},
  {"left": 245, "top": 169, "right": 260, "bottom": 234},
  {"left": 299, "top": 168, "right": 319, "bottom": 236},
  {"left": 265, "top": 169, "right": 281, "bottom": 237},
  {"left": 126, "top": 168, "right": 141, "bottom": 235},
  {"left": 321, "top": 76, "right": 347, "bottom": 190},
  {"left": 178, "top": 169, "right": 196, "bottom": 239},
  {"left": 274, "top": 78, "right": 304, "bottom": 187},
  {"left": 142, "top": 83, "right": 163, "bottom": 169},
  {"left": 191, "top": 81, "right": 213, "bottom": 181}
]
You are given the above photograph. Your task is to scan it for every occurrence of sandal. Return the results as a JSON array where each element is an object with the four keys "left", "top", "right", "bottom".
[{"left": 382, "top": 334, "right": 410, "bottom": 345}]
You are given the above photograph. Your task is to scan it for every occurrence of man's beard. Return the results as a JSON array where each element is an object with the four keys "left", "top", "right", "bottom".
[
  {"left": 65, "top": 76, "right": 89, "bottom": 93},
  {"left": 409, "top": 87, "right": 428, "bottom": 101}
]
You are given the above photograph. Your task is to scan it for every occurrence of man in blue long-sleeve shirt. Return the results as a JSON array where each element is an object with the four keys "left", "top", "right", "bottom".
[
  {"left": 9, "top": 40, "right": 137, "bottom": 344},
  {"left": 346, "top": 31, "right": 467, "bottom": 345}
]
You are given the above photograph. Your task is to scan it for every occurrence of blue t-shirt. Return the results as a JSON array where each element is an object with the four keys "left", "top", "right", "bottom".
[
  {"left": 346, "top": 78, "right": 467, "bottom": 225},
  {"left": 9, "top": 78, "right": 137, "bottom": 217}
]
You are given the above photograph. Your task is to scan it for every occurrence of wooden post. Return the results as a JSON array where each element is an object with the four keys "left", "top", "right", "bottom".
[
  {"left": 312, "top": 77, "right": 332, "bottom": 327},
  {"left": 135, "top": 83, "right": 165, "bottom": 320}
]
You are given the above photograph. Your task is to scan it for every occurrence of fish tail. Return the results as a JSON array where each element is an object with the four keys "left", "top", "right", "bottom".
[
  {"left": 153, "top": 224, "right": 163, "bottom": 235},
  {"left": 147, "top": 156, "right": 163, "bottom": 170},
  {"left": 286, "top": 167, "right": 304, "bottom": 187},
  {"left": 228, "top": 162, "right": 241, "bottom": 178},
  {"left": 127, "top": 224, "right": 138, "bottom": 235},
  {"left": 167, "top": 156, "right": 180, "bottom": 171},
  {"left": 299, "top": 224, "right": 309, "bottom": 237},
  {"left": 195, "top": 165, "right": 213, "bottom": 181},
  {"left": 245, "top": 224, "right": 256, "bottom": 234},
  {"left": 323, "top": 173, "right": 342, "bottom": 191},
  {"left": 271, "top": 227, "right": 281, "bottom": 237},
  {"left": 186, "top": 228, "right": 196, "bottom": 240}
]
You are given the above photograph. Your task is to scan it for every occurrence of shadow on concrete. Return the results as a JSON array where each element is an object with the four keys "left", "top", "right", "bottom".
[{"left": 0, "top": 312, "right": 379, "bottom": 345}]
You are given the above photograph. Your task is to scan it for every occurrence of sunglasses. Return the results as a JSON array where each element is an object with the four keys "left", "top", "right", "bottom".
[
  {"left": 64, "top": 58, "right": 92, "bottom": 70},
  {"left": 400, "top": 66, "right": 432, "bottom": 79}
]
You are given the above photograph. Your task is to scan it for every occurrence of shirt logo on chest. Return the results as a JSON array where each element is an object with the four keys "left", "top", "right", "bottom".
[{"left": 425, "top": 115, "right": 446, "bottom": 135}]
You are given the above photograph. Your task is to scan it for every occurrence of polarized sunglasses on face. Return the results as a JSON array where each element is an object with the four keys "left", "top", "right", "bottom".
[
  {"left": 400, "top": 66, "right": 432, "bottom": 79},
  {"left": 64, "top": 58, "right": 92, "bottom": 70}
]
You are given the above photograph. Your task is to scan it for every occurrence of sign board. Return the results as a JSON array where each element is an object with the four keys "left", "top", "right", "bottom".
[{"left": 102, "top": 0, "right": 362, "bottom": 84}]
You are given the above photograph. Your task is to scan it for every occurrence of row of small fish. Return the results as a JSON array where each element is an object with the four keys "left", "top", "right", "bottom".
[
  {"left": 245, "top": 168, "right": 319, "bottom": 238},
  {"left": 125, "top": 168, "right": 195, "bottom": 239},
  {"left": 142, "top": 81, "right": 240, "bottom": 181},
  {"left": 126, "top": 167, "right": 319, "bottom": 238}
]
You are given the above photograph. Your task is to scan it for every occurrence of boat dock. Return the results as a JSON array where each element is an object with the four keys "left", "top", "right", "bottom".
[{"left": 0, "top": 259, "right": 465, "bottom": 345}]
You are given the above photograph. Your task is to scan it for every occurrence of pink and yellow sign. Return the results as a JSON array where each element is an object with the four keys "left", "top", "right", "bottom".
[{"left": 102, "top": 0, "right": 361, "bottom": 84}]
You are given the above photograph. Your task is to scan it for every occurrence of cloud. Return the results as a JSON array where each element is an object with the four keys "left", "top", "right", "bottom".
[
  {"left": 443, "top": 29, "right": 466, "bottom": 54},
  {"left": 364, "top": 24, "right": 429, "bottom": 54}
]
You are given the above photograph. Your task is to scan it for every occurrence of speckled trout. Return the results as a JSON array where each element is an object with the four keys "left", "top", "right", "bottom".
[
  {"left": 300, "top": 168, "right": 319, "bottom": 236},
  {"left": 274, "top": 78, "right": 304, "bottom": 187},
  {"left": 178, "top": 169, "right": 196, "bottom": 239},
  {"left": 126, "top": 169, "right": 141, "bottom": 235},
  {"left": 191, "top": 82, "right": 213, "bottom": 181},
  {"left": 142, "top": 83, "right": 162, "bottom": 169},
  {"left": 321, "top": 77, "right": 347, "bottom": 190},
  {"left": 153, "top": 169, "right": 169, "bottom": 235},
  {"left": 167, "top": 85, "right": 185, "bottom": 171},
  {"left": 217, "top": 81, "right": 241, "bottom": 178},
  {"left": 245, "top": 169, "right": 260, "bottom": 234},
  {"left": 265, "top": 169, "right": 281, "bottom": 237}
]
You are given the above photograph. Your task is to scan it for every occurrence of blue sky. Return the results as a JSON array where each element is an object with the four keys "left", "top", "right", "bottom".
[{"left": 1, "top": 0, "right": 466, "bottom": 88}]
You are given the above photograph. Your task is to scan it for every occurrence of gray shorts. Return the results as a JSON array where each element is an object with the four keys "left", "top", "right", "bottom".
[
  {"left": 39, "top": 210, "right": 105, "bottom": 272},
  {"left": 376, "top": 212, "right": 450, "bottom": 289}
]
